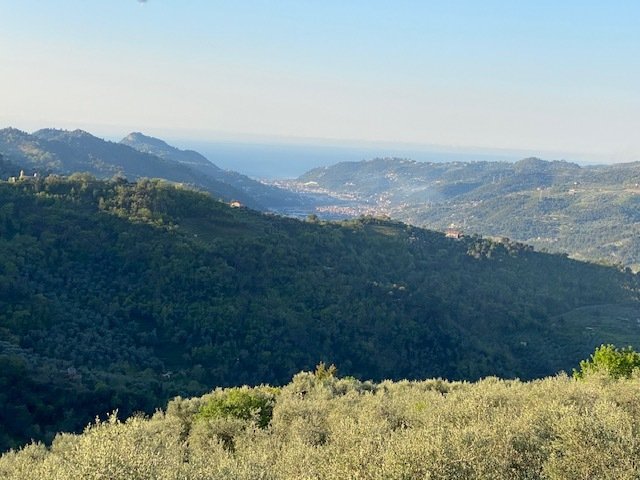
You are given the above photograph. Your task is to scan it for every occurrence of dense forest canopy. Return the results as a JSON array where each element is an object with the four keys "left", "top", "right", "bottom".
[{"left": 0, "top": 175, "right": 639, "bottom": 451}]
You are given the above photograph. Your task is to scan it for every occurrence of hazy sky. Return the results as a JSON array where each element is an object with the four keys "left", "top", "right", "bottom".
[{"left": 1, "top": 1, "right": 638, "bottom": 160}]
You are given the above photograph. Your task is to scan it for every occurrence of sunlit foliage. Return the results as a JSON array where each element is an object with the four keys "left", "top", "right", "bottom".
[
  {"left": 574, "top": 344, "right": 640, "bottom": 379},
  {"left": 2, "top": 367, "right": 640, "bottom": 479}
]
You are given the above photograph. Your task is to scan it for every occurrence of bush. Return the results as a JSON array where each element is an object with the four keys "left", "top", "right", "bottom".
[
  {"left": 196, "top": 386, "right": 279, "bottom": 428},
  {"left": 573, "top": 344, "right": 640, "bottom": 379}
]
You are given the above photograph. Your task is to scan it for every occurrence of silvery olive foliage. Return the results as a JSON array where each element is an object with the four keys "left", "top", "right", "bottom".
[{"left": 2, "top": 367, "right": 640, "bottom": 479}]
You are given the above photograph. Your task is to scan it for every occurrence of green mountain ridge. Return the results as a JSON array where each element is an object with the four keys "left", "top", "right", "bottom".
[
  {"left": 120, "top": 132, "right": 219, "bottom": 169},
  {"left": 294, "top": 157, "right": 640, "bottom": 268},
  {"left": 120, "top": 131, "right": 310, "bottom": 209},
  {"left": 0, "top": 127, "right": 261, "bottom": 208},
  {"left": 1, "top": 175, "right": 639, "bottom": 451}
]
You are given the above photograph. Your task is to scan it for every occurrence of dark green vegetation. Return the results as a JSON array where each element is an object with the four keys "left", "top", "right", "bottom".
[
  {"left": 1, "top": 175, "right": 640, "bottom": 451},
  {"left": 0, "top": 128, "right": 306, "bottom": 210},
  {"left": 3, "top": 364, "right": 640, "bottom": 479},
  {"left": 0, "top": 154, "right": 20, "bottom": 179},
  {"left": 294, "top": 157, "right": 640, "bottom": 269}
]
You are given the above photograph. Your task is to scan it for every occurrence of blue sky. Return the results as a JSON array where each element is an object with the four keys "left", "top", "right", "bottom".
[{"left": 1, "top": 1, "right": 638, "bottom": 160}]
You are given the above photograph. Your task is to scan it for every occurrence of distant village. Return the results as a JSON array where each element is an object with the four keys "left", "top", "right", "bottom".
[{"left": 7, "top": 170, "right": 39, "bottom": 182}]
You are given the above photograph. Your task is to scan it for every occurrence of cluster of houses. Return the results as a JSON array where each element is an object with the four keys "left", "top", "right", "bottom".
[
  {"left": 445, "top": 226, "right": 464, "bottom": 239},
  {"left": 7, "top": 170, "right": 38, "bottom": 182}
]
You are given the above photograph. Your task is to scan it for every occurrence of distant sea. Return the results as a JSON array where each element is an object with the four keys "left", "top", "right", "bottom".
[{"left": 180, "top": 140, "right": 521, "bottom": 180}]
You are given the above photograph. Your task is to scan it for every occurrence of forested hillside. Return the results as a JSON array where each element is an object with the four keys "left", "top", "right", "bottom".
[
  {"left": 0, "top": 154, "right": 20, "bottom": 178},
  {"left": 1, "top": 175, "right": 639, "bottom": 451},
  {"left": 293, "top": 157, "right": 640, "bottom": 269}
]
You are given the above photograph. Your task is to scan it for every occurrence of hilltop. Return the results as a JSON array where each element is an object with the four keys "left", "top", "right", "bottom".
[{"left": 120, "top": 132, "right": 219, "bottom": 170}]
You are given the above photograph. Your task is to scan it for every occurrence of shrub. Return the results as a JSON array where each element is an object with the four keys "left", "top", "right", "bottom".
[
  {"left": 573, "top": 344, "right": 640, "bottom": 380},
  {"left": 196, "top": 386, "right": 279, "bottom": 428}
]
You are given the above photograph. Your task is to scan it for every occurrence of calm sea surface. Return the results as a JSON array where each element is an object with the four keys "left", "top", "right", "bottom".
[{"left": 182, "top": 140, "right": 520, "bottom": 179}]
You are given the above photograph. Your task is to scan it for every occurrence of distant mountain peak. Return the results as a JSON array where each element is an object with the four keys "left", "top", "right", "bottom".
[
  {"left": 0, "top": 127, "right": 33, "bottom": 140},
  {"left": 2, "top": 127, "right": 28, "bottom": 135},
  {"left": 516, "top": 156, "right": 544, "bottom": 164},
  {"left": 123, "top": 131, "right": 165, "bottom": 146},
  {"left": 121, "top": 132, "right": 219, "bottom": 170},
  {"left": 70, "top": 128, "right": 94, "bottom": 137},
  {"left": 33, "top": 128, "right": 100, "bottom": 143},
  {"left": 515, "top": 157, "right": 580, "bottom": 171}
]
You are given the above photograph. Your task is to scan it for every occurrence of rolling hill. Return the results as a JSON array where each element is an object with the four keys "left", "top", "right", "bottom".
[{"left": 291, "top": 157, "right": 640, "bottom": 269}]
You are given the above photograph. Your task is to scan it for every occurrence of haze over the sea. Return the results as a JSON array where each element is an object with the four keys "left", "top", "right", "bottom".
[{"left": 2, "top": 0, "right": 638, "bottom": 169}]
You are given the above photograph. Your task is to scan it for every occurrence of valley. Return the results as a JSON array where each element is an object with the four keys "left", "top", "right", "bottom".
[
  {"left": 0, "top": 173, "right": 639, "bottom": 451},
  {"left": 284, "top": 157, "right": 640, "bottom": 269},
  {"left": 4, "top": 2, "right": 639, "bottom": 476}
]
